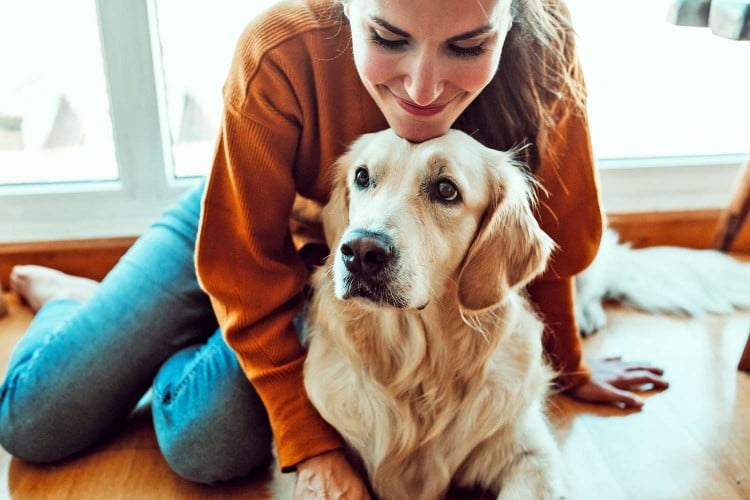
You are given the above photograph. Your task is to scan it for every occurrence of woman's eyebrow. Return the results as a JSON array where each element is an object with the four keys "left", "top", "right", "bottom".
[
  {"left": 370, "top": 16, "right": 411, "bottom": 38},
  {"left": 446, "top": 25, "right": 494, "bottom": 43},
  {"left": 370, "top": 16, "right": 494, "bottom": 42}
]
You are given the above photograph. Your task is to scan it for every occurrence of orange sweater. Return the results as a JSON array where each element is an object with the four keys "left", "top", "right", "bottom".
[{"left": 196, "top": 0, "right": 603, "bottom": 470}]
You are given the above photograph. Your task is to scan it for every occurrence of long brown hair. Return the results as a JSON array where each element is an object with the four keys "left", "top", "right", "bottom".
[{"left": 453, "top": 0, "right": 587, "bottom": 172}]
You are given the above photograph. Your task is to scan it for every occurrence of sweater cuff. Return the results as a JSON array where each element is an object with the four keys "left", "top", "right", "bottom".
[
  {"left": 554, "top": 360, "right": 591, "bottom": 391},
  {"left": 251, "top": 352, "right": 345, "bottom": 471},
  {"left": 526, "top": 276, "right": 590, "bottom": 391}
]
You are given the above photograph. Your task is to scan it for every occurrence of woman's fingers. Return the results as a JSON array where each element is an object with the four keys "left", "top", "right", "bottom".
[
  {"left": 568, "top": 379, "right": 645, "bottom": 409},
  {"left": 622, "top": 361, "right": 665, "bottom": 376},
  {"left": 611, "top": 370, "right": 670, "bottom": 390}
]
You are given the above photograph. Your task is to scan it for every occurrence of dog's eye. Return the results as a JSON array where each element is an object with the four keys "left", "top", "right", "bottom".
[
  {"left": 436, "top": 179, "right": 460, "bottom": 202},
  {"left": 354, "top": 167, "right": 370, "bottom": 189}
]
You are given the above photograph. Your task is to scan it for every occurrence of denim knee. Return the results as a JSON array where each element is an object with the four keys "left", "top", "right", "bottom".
[
  {"left": 0, "top": 298, "right": 156, "bottom": 464},
  {"left": 0, "top": 375, "right": 87, "bottom": 463},
  {"left": 155, "top": 409, "right": 273, "bottom": 484},
  {"left": 152, "top": 341, "right": 273, "bottom": 484}
]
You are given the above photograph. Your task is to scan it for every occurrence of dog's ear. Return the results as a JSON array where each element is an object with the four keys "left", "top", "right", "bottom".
[
  {"left": 321, "top": 153, "right": 351, "bottom": 249},
  {"left": 457, "top": 152, "right": 555, "bottom": 314}
]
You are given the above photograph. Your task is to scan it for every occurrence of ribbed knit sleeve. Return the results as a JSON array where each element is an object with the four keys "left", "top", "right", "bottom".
[
  {"left": 529, "top": 104, "right": 604, "bottom": 390},
  {"left": 197, "top": 108, "right": 342, "bottom": 470},
  {"left": 195, "top": 8, "right": 345, "bottom": 470}
]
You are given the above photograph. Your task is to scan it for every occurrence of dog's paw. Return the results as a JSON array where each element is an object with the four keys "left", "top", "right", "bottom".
[{"left": 576, "top": 300, "right": 607, "bottom": 337}]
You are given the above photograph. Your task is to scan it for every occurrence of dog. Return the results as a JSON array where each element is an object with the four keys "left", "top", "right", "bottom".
[
  {"left": 575, "top": 228, "right": 750, "bottom": 336},
  {"left": 301, "top": 129, "right": 564, "bottom": 499}
]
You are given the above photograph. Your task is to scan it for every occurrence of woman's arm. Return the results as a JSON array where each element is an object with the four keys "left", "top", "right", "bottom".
[
  {"left": 196, "top": 34, "right": 343, "bottom": 470},
  {"left": 531, "top": 91, "right": 667, "bottom": 407},
  {"left": 530, "top": 100, "right": 603, "bottom": 389}
]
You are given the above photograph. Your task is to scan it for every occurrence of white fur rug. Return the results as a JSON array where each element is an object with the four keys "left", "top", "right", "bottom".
[{"left": 575, "top": 229, "right": 750, "bottom": 336}]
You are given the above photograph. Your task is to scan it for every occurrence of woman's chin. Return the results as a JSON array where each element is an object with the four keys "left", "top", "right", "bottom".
[{"left": 391, "top": 122, "right": 449, "bottom": 143}]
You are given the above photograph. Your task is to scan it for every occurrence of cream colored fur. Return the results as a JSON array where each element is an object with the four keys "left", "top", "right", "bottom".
[
  {"left": 303, "top": 129, "right": 564, "bottom": 499},
  {"left": 575, "top": 228, "right": 750, "bottom": 336}
]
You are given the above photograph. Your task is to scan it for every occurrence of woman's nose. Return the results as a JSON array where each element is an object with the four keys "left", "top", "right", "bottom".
[{"left": 403, "top": 51, "right": 445, "bottom": 106}]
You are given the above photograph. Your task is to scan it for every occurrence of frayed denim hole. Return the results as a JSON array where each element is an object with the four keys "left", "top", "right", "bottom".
[
  {"left": 156, "top": 342, "right": 218, "bottom": 407},
  {"left": 157, "top": 383, "right": 172, "bottom": 404}
]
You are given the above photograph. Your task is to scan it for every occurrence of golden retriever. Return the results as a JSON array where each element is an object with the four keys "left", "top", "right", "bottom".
[{"left": 303, "top": 129, "right": 563, "bottom": 499}]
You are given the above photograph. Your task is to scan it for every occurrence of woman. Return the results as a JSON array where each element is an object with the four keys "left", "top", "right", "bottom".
[{"left": 1, "top": 0, "right": 667, "bottom": 497}]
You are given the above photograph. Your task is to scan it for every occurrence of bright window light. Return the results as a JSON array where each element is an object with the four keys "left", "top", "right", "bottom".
[
  {"left": 153, "top": 0, "right": 281, "bottom": 178},
  {"left": 0, "top": 0, "right": 117, "bottom": 186},
  {"left": 567, "top": 0, "right": 750, "bottom": 161}
]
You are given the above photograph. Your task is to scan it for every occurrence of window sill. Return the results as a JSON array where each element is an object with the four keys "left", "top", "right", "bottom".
[{"left": 598, "top": 155, "right": 744, "bottom": 213}]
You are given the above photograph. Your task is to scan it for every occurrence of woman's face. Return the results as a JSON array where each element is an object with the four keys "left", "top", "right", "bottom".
[{"left": 347, "top": 0, "right": 512, "bottom": 142}]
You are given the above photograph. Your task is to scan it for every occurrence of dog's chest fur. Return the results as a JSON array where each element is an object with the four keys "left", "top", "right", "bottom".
[{"left": 304, "top": 270, "right": 551, "bottom": 499}]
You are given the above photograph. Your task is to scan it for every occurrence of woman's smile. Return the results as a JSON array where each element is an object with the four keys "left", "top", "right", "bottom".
[{"left": 394, "top": 94, "right": 451, "bottom": 117}]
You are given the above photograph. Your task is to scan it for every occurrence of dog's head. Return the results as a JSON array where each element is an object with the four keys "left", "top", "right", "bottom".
[{"left": 322, "top": 129, "right": 554, "bottom": 314}]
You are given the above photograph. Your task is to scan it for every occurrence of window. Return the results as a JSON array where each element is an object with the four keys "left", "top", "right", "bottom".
[
  {"left": 566, "top": 0, "right": 749, "bottom": 161},
  {"left": 1, "top": 0, "right": 748, "bottom": 243},
  {"left": 153, "top": 0, "right": 281, "bottom": 178},
  {"left": 566, "top": 0, "right": 749, "bottom": 212},
  {"left": 0, "top": 0, "right": 117, "bottom": 185},
  {"left": 0, "top": 0, "right": 279, "bottom": 243}
]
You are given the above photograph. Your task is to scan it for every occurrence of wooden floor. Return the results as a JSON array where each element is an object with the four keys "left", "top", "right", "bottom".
[{"left": 1, "top": 291, "right": 749, "bottom": 500}]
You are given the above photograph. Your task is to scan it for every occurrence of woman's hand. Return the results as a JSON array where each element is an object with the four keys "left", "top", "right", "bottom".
[
  {"left": 295, "top": 450, "right": 371, "bottom": 499},
  {"left": 568, "top": 356, "right": 669, "bottom": 409}
]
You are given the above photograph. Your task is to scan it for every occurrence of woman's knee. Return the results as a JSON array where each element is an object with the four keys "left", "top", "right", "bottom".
[
  {"left": 0, "top": 379, "right": 89, "bottom": 463},
  {"left": 155, "top": 411, "right": 273, "bottom": 484},
  {"left": 151, "top": 340, "right": 272, "bottom": 483},
  {"left": 0, "top": 307, "right": 148, "bottom": 463}
]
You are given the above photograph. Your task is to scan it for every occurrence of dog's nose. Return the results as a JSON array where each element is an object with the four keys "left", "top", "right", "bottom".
[{"left": 340, "top": 230, "right": 394, "bottom": 277}]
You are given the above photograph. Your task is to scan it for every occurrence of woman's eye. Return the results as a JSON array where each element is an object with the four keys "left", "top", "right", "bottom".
[
  {"left": 354, "top": 167, "right": 370, "bottom": 188},
  {"left": 448, "top": 41, "right": 487, "bottom": 58},
  {"left": 370, "top": 29, "right": 407, "bottom": 50},
  {"left": 436, "top": 180, "right": 460, "bottom": 202}
]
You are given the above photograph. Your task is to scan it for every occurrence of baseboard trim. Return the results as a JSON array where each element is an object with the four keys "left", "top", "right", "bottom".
[
  {"left": 0, "top": 237, "right": 137, "bottom": 290},
  {"left": 609, "top": 209, "right": 750, "bottom": 251}
]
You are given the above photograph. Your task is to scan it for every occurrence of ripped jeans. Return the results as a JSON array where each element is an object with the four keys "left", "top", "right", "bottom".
[{"left": 0, "top": 182, "right": 273, "bottom": 483}]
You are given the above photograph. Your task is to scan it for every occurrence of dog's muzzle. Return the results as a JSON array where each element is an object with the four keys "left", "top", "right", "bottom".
[
  {"left": 338, "top": 229, "right": 404, "bottom": 307},
  {"left": 340, "top": 229, "right": 394, "bottom": 277}
]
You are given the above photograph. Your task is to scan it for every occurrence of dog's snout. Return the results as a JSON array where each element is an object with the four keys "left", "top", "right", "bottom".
[{"left": 340, "top": 231, "right": 394, "bottom": 277}]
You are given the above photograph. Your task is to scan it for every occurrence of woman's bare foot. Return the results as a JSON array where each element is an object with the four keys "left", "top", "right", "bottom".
[{"left": 9, "top": 265, "right": 100, "bottom": 312}]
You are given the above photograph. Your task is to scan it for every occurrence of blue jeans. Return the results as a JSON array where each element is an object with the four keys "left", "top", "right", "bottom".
[{"left": 0, "top": 183, "right": 273, "bottom": 483}]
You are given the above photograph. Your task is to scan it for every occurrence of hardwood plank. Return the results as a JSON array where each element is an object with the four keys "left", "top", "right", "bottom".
[
  {"left": 1, "top": 292, "right": 750, "bottom": 499},
  {"left": 549, "top": 397, "right": 631, "bottom": 500},
  {"left": 0, "top": 452, "right": 12, "bottom": 500},
  {"left": 568, "top": 307, "right": 750, "bottom": 499}
]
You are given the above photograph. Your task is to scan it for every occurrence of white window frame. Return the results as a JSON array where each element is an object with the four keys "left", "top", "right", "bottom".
[
  {"left": 0, "top": 0, "right": 198, "bottom": 244},
  {"left": 0, "top": 0, "right": 745, "bottom": 244}
]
